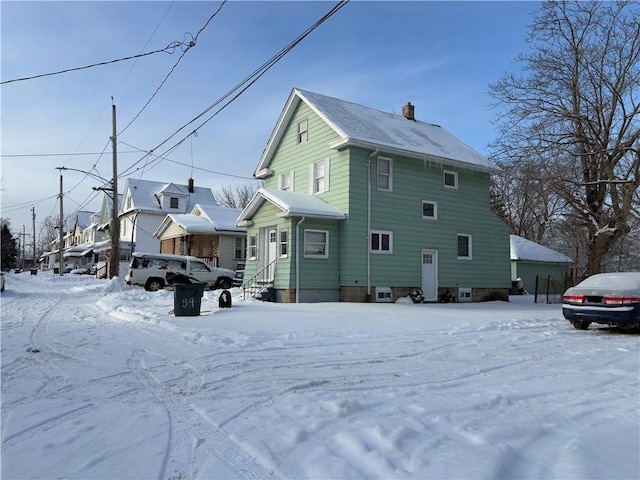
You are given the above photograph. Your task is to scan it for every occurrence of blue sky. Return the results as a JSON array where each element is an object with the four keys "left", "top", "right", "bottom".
[{"left": 1, "top": 0, "right": 539, "bottom": 239}]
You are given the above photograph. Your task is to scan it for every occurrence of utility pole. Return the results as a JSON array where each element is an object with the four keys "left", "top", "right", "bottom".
[
  {"left": 19, "top": 226, "right": 28, "bottom": 270},
  {"left": 32, "top": 207, "right": 37, "bottom": 267},
  {"left": 109, "top": 101, "right": 120, "bottom": 279},
  {"left": 58, "top": 169, "right": 64, "bottom": 276}
]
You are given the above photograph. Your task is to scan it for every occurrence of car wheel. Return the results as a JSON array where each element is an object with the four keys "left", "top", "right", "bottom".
[
  {"left": 571, "top": 319, "right": 591, "bottom": 330},
  {"left": 145, "top": 278, "right": 164, "bottom": 292},
  {"left": 218, "top": 278, "right": 232, "bottom": 290}
]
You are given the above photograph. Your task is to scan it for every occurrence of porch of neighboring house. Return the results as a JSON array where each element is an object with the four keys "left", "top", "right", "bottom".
[{"left": 160, "top": 234, "right": 221, "bottom": 267}]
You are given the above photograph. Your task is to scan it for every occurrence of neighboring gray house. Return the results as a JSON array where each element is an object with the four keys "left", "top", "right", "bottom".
[
  {"left": 510, "top": 235, "right": 573, "bottom": 295},
  {"left": 154, "top": 203, "right": 246, "bottom": 271},
  {"left": 119, "top": 178, "right": 217, "bottom": 255}
]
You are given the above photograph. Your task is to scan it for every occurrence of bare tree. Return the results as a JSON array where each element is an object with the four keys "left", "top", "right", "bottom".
[
  {"left": 214, "top": 183, "right": 262, "bottom": 209},
  {"left": 491, "top": 155, "right": 567, "bottom": 243},
  {"left": 38, "top": 215, "right": 61, "bottom": 253},
  {"left": 490, "top": 1, "right": 640, "bottom": 275}
]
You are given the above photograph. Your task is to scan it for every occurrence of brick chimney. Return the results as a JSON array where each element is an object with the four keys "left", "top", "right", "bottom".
[
  {"left": 402, "top": 101, "right": 415, "bottom": 121},
  {"left": 188, "top": 177, "right": 194, "bottom": 193}
]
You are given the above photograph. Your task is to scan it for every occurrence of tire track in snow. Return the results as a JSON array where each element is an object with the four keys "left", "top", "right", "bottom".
[
  {"left": 128, "top": 349, "right": 277, "bottom": 480},
  {"left": 1, "top": 387, "right": 139, "bottom": 454}
]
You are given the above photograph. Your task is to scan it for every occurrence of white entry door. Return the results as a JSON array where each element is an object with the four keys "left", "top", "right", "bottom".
[
  {"left": 421, "top": 249, "right": 438, "bottom": 301},
  {"left": 266, "top": 228, "right": 278, "bottom": 281}
]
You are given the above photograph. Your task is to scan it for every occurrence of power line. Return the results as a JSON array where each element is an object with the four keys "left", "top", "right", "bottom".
[
  {"left": 0, "top": 151, "right": 139, "bottom": 158},
  {"left": 1, "top": 41, "right": 190, "bottom": 85},
  {"left": 120, "top": 0, "right": 350, "bottom": 179},
  {"left": 119, "top": 1, "right": 229, "bottom": 136}
]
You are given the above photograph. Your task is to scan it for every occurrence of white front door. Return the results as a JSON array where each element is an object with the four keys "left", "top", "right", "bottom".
[
  {"left": 421, "top": 249, "right": 438, "bottom": 301},
  {"left": 266, "top": 228, "right": 278, "bottom": 281}
]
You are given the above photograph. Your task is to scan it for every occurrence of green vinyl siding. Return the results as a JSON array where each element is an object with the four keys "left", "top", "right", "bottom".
[
  {"left": 339, "top": 148, "right": 510, "bottom": 289},
  {"left": 264, "top": 102, "right": 343, "bottom": 194},
  {"left": 297, "top": 218, "right": 341, "bottom": 289},
  {"left": 250, "top": 97, "right": 510, "bottom": 299},
  {"left": 513, "top": 261, "right": 572, "bottom": 295}
]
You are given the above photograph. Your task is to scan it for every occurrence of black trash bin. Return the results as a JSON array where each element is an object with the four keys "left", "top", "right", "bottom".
[{"left": 173, "top": 283, "right": 206, "bottom": 316}]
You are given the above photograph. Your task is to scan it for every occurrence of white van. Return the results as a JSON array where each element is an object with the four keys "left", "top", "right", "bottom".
[{"left": 125, "top": 252, "right": 235, "bottom": 292}]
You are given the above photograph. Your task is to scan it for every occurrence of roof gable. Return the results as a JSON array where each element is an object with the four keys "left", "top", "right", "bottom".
[
  {"left": 237, "top": 188, "right": 346, "bottom": 225},
  {"left": 123, "top": 178, "right": 216, "bottom": 214},
  {"left": 155, "top": 203, "right": 246, "bottom": 237},
  {"left": 255, "top": 88, "right": 499, "bottom": 177}
]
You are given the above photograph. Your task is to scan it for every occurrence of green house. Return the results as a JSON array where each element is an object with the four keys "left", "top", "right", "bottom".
[{"left": 236, "top": 88, "right": 511, "bottom": 303}]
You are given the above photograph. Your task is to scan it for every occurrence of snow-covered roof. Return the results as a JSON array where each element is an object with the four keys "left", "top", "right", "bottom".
[
  {"left": 123, "top": 178, "right": 216, "bottom": 214},
  {"left": 154, "top": 204, "right": 246, "bottom": 237},
  {"left": 191, "top": 204, "right": 245, "bottom": 232},
  {"left": 510, "top": 235, "right": 573, "bottom": 264},
  {"left": 237, "top": 188, "right": 347, "bottom": 224},
  {"left": 255, "top": 88, "right": 499, "bottom": 177}
]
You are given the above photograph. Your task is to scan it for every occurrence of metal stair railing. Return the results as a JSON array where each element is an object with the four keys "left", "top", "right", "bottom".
[{"left": 242, "top": 259, "right": 277, "bottom": 299}]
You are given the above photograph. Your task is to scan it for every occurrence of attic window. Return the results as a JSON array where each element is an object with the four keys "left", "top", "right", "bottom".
[
  {"left": 170, "top": 197, "right": 179, "bottom": 209},
  {"left": 297, "top": 119, "right": 308, "bottom": 144}
]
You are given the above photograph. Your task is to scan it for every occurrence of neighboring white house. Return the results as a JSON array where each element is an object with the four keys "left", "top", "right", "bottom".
[
  {"left": 510, "top": 235, "right": 573, "bottom": 295},
  {"left": 119, "top": 178, "right": 218, "bottom": 255}
]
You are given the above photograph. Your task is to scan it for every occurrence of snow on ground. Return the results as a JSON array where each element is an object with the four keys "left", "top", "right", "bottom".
[{"left": 1, "top": 270, "right": 638, "bottom": 480}]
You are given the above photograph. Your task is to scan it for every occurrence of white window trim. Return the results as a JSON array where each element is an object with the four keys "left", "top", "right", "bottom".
[
  {"left": 310, "top": 158, "right": 330, "bottom": 195},
  {"left": 370, "top": 230, "right": 393, "bottom": 254},
  {"left": 377, "top": 156, "right": 393, "bottom": 192},
  {"left": 279, "top": 171, "right": 295, "bottom": 191},
  {"left": 303, "top": 229, "right": 329, "bottom": 259},
  {"left": 234, "top": 236, "right": 246, "bottom": 260},
  {"left": 422, "top": 201, "right": 438, "bottom": 220},
  {"left": 248, "top": 234, "right": 257, "bottom": 260},
  {"left": 297, "top": 118, "right": 308, "bottom": 144},
  {"left": 444, "top": 170, "right": 458, "bottom": 189},
  {"left": 279, "top": 229, "right": 289, "bottom": 258},
  {"left": 457, "top": 234, "right": 473, "bottom": 260}
]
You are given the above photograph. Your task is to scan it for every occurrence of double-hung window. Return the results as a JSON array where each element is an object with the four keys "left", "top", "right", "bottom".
[
  {"left": 279, "top": 230, "right": 288, "bottom": 257},
  {"left": 234, "top": 237, "right": 246, "bottom": 260},
  {"left": 170, "top": 197, "right": 179, "bottom": 209},
  {"left": 457, "top": 234, "right": 472, "bottom": 260},
  {"left": 304, "top": 229, "right": 328, "bottom": 258},
  {"left": 370, "top": 230, "right": 393, "bottom": 254},
  {"left": 310, "top": 159, "right": 330, "bottom": 194},
  {"left": 248, "top": 235, "right": 257, "bottom": 260},
  {"left": 377, "top": 157, "right": 392, "bottom": 191},
  {"left": 297, "top": 119, "right": 308, "bottom": 144}
]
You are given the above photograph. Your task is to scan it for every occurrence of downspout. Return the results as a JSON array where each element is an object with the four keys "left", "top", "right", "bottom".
[
  {"left": 367, "top": 148, "right": 379, "bottom": 302},
  {"left": 296, "top": 217, "right": 306, "bottom": 303}
]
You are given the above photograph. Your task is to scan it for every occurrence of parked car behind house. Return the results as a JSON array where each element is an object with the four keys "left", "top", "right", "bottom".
[
  {"left": 562, "top": 271, "right": 640, "bottom": 330},
  {"left": 125, "top": 252, "right": 234, "bottom": 292}
]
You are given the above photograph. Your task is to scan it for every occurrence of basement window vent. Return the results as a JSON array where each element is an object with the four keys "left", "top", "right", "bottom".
[
  {"left": 458, "top": 288, "right": 472, "bottom": 302},
  {"left": 375, "top": 287, "right": 393, "bottom": 303}
]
